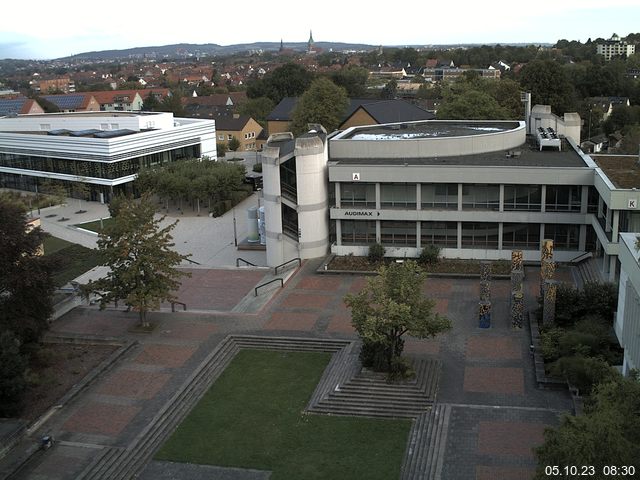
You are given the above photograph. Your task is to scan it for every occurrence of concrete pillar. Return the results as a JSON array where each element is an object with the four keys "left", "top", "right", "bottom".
[
  {"left": 261, "top": 148, "right": 284, "bottom": 268},
  {"left": 375, "top": 183, "right": 381, "bottom": 210},
  {"left": 609, "top": 255, "right": 617, "bottom": 282},
  {"left": 416, "top": 184, "right": 421, "bottom": 211},
  {"left": 457, "top": 184, "right": 463, "bottom": 211},
  {"left": 457, "top": 221, "right": 462, "bottom": 249},
  {"left": 580, "top": 185, "right": 589, "bottom": 214},
  {"left": 605, "top": 207, "right": 612, "bottom": 233},
  {"left": 335, "top": 182, "right": 341, "bottom": 208},
  {"left": 376, "top": 220, "right": 381, "bottom": 244},
  {"left": 612, "top": 210, "right": 620, "bottom": 242},
  {"left": 416, "top": 221, "right": 421, "bottom": 249},
  {"left": 540, "top": 185, "right": 546, "bottom": 213},
  {"left": 579, "top": 224, "right": 587, "bottom": 251},
  {"left": 499, "top": 184, "right": 505, "bottom": 213},
  {"left": 336, "top": 219, "right": 342, "bottom": 246},
  {"left": 294, "top": 135, "right": 329, "bottom": 260},
  {"left": 498, "top": 223, "right": 504, "bottom": 251}
]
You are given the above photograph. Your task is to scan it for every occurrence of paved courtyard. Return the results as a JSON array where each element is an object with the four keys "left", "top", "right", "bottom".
[{"left": 2, "top": 256, "right": 573, "bottom": 479}]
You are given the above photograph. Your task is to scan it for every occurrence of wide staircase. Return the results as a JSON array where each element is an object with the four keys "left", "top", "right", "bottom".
[{"left": 573, "top": 256, "right": 604, "bottom": 288}]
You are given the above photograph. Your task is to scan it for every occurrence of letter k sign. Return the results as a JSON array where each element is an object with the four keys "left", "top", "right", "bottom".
[{"left": 629, "top": 199, "right": 638, "bottom": 209}]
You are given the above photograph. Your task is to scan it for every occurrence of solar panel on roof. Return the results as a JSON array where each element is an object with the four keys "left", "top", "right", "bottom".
[
  {"left": 0, "top": 98, "right": 26, "bottom": 116},
  {"left": 43, "top": 95, "right": 85, "bottom": 110}
]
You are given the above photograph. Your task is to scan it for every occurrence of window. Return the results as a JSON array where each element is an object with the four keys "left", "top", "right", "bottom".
[
  {"left": 545, "top": 185, "right": 581, "bottom": 212},
  {"left": 421, "top": 221, "right": 457, "bottom": 247},
  {"left": 218, "top": 135, "right": 224, "bottom": 140},
  {"left": 380, "top": 183, "right": 416, "bottom": 209},
  {"left": 502, "top": 223, "right": 540, "bottom": 249},
  {"left": 341, "top": 183, "right": 376, "bottom": 208},
  {"left": 544, "top": 224, "right": 579, "bottom": 250},
  {"left": 461, "top": 222, "right": 499, "bottom": 249},
  {"left": 341, "top": 220, "right": 376, "bottom": 245},
  {"left": 227, "top": 134, "right": 233, "bottom": 140},
  {"left": 462, "top": 184, "right": 500, "bottom": 210},
  {"left": 587, "top": 186, "right": 599, "bottom": 214},
  {"left": 504, "top": 185, "right": 541, "bottom": 211},
  {"left": 421, "top": 184, "right": 458, "bottom": 209},
  {"left": 380, "top": 221, "right": 416, "bottom": 246}
]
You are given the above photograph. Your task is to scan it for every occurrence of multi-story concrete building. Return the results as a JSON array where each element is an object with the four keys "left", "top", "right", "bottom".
[
  {"left": 596, "top": 33, "right": 636, "bottom": 61},
  {"left": 615, "top": 233, "right": 640, "bottom": 376},
  {"left": 261, "top": 107, "right": 640, "bottom": 285},
  {"left": 0, "top": 111, "right": 216, "bottom": 202}
]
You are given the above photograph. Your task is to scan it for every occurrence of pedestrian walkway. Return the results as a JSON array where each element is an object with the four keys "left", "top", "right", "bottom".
[{"left": 1, "top": 260, "right": 574, "bottom": 480}]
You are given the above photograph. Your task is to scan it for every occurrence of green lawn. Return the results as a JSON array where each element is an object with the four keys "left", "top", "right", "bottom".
[
  {"left": 74, "top": 217, "right": 114, "bottom": 233},
  {"left": 43, "top": 236, "right": 102, "bottom": 286},
  {"left": 156, "top": 350, "right": 411, "bottom": 480}
]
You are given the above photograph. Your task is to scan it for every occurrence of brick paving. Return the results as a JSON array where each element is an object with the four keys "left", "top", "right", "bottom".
[
  {"left": 466, "top": 335, "right": 522, "bottom": 360},
  {"left": 12, "top": 261, "right": 576, "bottom": 480},
  {"left": 97, "top": 369, "right": 171, "bottom": 399},
  {"left": 264, "top": 311, "right": 320, "bottom": 331},
  {"left": 463, "top": 367, "right": 525, "bottom": 395},
  {"left": 62, "top": 402, "right": 141, "bottom": 436},
  {"left": 477, "top": 421, "right": 546, "bottom": 457},
  {"left": 134, "top": 344, "right": 198, "bottom": 368}
]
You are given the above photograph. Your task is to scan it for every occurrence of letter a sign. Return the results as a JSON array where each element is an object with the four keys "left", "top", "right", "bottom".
[{"left": 352, "top": 172, "right": 360, "bottom": 181}]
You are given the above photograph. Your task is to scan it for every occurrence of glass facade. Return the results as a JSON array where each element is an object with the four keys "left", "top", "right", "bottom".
[
  {"left": 380, "top": 221, "right": 416, "bottom": 246},
  {"left": 341, "top": 183, "right": 376, "bottom": 208},
  {"left": 281, "top": 203, "right": 298, "bottom": 240},
  {"left": 545, "top": 185, "right": 581, "bottom": 212},
  {"left": 380, "top": 183, "right": 416, "bottom": 209},
  {"left": 0, "top": 146, "right": 199, "bottom": 180},
  {"left": 421, "top": 221, "right": 458, "bottom": 247},
  {"left": 503, "top": 185, "right": 541, "bottom": 211},
  {"left": 279, "top": 157, "right": 297, "bottom": 202},
  {"left": 461, "top": 222, "right": 499, "bottom": 249},
  {"left": 502, "top": 223, "right": 540, "bottom": 249},
  {"left": 461, "top": 184, "right": 500, "bottom": 210},
  {"left": 341, "top": 220, "right": 376, "bottom": 245},
  {"left": 544, "top": 224, "right": 580, "bottom": 250},
  {"left": 421, "top": 184, "right": 458, "bottom": 209}
]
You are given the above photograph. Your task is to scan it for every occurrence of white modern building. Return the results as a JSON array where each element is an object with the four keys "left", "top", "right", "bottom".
[
  {"left": 260, "top": 107, "right": 640, "bottom": 283},
  {"left": 0, "top": 111, "right": 216, "bottom": 202},
  {"left": 596, "top": 33, "right": 636, "bottom": 61},
  {"left": 614, "top": 233, "right": 640, "bottom": 376}
]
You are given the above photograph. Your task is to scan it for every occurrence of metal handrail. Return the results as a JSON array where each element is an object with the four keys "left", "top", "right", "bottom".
[
  {"left": 171, "top": 301, "right": 187, "bottom": 312},
  {"left": 254, "top": 278, "right": 283, "bottom": 296},
  {"left": 568, "top": 251, "right": 592, "bottom": 264},
  {"left": 274, "top": 257, "right": 301, "bottom": 275},
  {"left": 236, "top": 257, "right": 257, "bottom": 267},
  {"left": 185, "top": 258, "right": 201, "bottom": 265}
]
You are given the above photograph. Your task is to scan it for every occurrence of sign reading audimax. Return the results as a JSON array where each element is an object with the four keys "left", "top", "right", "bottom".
[{"left": 343, "top": 210, "right": 381, "bottom": 216}]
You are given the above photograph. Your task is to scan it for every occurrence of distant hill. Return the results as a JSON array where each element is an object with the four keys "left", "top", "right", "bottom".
[
  {"left": 60, "top": 42, "right": 379, "bottom": 60},
  {"left": 60, "top": 41, "right": 553, "bottom": 61}
]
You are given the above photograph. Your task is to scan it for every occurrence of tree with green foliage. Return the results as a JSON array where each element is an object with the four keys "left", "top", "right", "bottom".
[
  {"left": 290, "top": 77, "right": 349, "bottom": 135},
  {"left": 0, "top": 199, "right": 55, "bottom": 345},
  {"left": 216, "top": 142, "right": 228, "bottom": 158},
  {"left": 246, "top": 63, "right": 314, "bottom": 104},
  {"left": 142, "top": 91, "right": 161, "bottom": 111},
  {"left": 228, "top": 136, "right": 241, "bottom": 152},
  {"left": 0, "top": 330, "right": 28, "bottom": 417},
  {"left": 518, "top": 59, "right": 577, "bottom": 113},
  {"left": 534, "top": 374, "right": 640, "bottom": 478},
  {"left": 331, "top": 65, "right": 370, "bottom": 97},
  {"left": 83, "top": 196, "right": 191, "bottom": 327},
  {"left": 238, "top": 96, "right": 275, "bottom": 128},
  {"left": 380, "top": 78, "right": 398, "bottom": 99},
  {"left": 438, "top": 89, "right": 509, "bottom": 120},
  {"left": 344, "top": 261, "right": 451, "bottom": 375},
  {"left": 159, "top": 91, "right": 184, "bottom": 117}
]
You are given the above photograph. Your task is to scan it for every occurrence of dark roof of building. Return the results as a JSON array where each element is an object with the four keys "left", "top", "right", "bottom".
[
  {"left": 215, "top": 115, "right": 252, "bottom": 131},
  {"left": 0, "top": 98, "right": 31, "bottom": 116},
  {"left": 331, "top": 137, "right": 588, "bottom": 169},
  {"left": 343, "top": 100, "right": 435, "bottom": 126},
  {"left": 592, "top": 155, "right": 640, "bottom": 189},
  {"left": 267, "top": 97, "right": 435, "bottom": 125}
]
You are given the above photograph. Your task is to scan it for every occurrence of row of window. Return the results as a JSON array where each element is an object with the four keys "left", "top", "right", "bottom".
[
  {"left": 0, "top": 146, "right": 199, "bottom": 180},
  {"left": 337, "top": 183, "right": 597, "bottom": 213},
  {"left": 340, "top": 220, "right": 585, "bottom": 251}
]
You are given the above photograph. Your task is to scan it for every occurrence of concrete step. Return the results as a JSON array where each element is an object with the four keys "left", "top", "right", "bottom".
[{"left": 311, "top": 404, "right": 425, "bottom": 419}]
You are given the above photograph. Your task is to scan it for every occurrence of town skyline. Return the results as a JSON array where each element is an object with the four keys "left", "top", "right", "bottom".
[{"left": 1, "top": 0, "right": 639, "bottom": 60}]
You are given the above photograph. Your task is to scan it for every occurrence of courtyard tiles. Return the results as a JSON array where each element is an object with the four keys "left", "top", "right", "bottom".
[
  {"left": 62, "top": 402, "right": 141, "bottom": 437},
  {"left": 134, "top": 344, "right": 198, "bottom": 368},
  {"left": 477, "top": 421, "right": 546, "bottom": 457},
  {"left": 466, "top": 335, "right": 522, "bottom": 360},
  {"left": 326, "top": 314, "right": 355, "bottom": 334},
  {"left": 280, "top": 292, "right": 333, "bottom": 309},
  {"left": 476, "top": 466, "right": 536, "bottom": 480},
  {"left": 264, "top": 311, "right": 320, "bottom": 331},
  {"left": 463, "top": 367, "right": 525, "bottom": 395},
  {"left": 97, "top": 369, "right": 171, "bottom": 399},
  {"left": 295, "top": 275, "right": 342, "bottom": 291}
]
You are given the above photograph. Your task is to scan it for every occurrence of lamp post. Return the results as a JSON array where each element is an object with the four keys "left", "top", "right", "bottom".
[{"left": 232, "top": 207, "right": 238, "bottom": 247}]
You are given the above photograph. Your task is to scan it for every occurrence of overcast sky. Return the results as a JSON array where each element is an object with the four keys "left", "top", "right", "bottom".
[{"left": 1, "top": 0, "right": 639, "bottom": 60}]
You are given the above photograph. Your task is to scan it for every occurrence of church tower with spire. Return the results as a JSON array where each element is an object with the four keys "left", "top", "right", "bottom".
[
  {"left": 307, "top": 30, "right": 316, "bottom": 54},
  {"left": 279, "top": 38, "right": 284, "bottom": 53}
]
